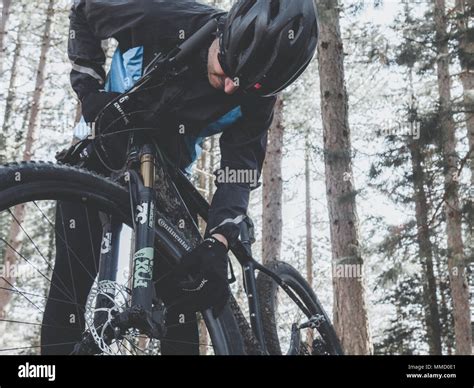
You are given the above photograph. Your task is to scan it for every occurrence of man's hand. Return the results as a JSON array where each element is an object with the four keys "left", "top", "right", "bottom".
[
  {"left": 174, "top": 237, "right": 230, "bottom": 317},
  {"left": 81, "top": 91, "right": 121, "bottom": 124}
]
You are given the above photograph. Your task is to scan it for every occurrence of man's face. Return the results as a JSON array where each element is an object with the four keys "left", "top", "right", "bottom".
[{"left": 208, "top": 39, "right": 239, "bottom": 95}]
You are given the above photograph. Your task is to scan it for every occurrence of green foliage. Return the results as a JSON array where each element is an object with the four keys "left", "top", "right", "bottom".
[{"left": 375, "top": 274, "right": 426, "bottom": 355}]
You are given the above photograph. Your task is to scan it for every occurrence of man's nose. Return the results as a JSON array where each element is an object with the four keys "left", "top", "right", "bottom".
[{"left": 224, "top": 77, "right": 239, "bottom": 95}]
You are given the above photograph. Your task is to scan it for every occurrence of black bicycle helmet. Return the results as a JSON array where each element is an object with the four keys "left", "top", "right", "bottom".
[{"left": 218, "top": 0, "right": 319, "bottom": 97}]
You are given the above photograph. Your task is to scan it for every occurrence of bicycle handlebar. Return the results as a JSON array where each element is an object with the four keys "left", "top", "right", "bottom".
[
  {"left": 143, "top": 18, "right": 219, "bottom": 77},
  {"left": 169, "top": 18, "right": 219, "bottom": 66}
]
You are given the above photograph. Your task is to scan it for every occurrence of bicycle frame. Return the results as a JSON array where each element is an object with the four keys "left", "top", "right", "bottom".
[{"left": 90, "top": 134, "right": 315, "bottom": 354}]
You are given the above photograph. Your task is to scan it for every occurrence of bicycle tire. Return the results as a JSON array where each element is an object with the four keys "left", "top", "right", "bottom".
[
  {"left": 0, "top": 161, "right": 245, "bottom": 355},
  {"left": 256, "top": 260, "right": 343, "bottom": 355}
]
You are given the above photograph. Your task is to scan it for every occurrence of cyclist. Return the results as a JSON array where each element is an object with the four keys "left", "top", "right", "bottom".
[{"left": 41, "top": 0, "right": 318, "bottom": 355}]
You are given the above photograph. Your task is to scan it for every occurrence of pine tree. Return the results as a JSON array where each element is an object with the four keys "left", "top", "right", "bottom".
[
  {"left": 434, "top": 0, "right": 472, "bottom": 354},
  {"left": 317, "top": 0, "right": 372, "bottom": 355},
  {"left": 262, "top": 97, "right": 284, "bottom": 264},
  {"left": 0, "top": 0, "right": 12, "bottom": 75}
]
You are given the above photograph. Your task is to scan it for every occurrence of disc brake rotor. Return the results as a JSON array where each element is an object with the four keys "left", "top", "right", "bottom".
[{"left": 84, "top": 280, "right": 131, "bottom": 355}]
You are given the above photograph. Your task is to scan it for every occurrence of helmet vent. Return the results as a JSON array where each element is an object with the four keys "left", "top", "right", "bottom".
[
  {"left": 291, "top": 16, "right": 303, "bottom": 37},
  {"left": 238, "top": 21, "right": 256, "bottom": 52},
  {"left": 236, "top": 0, "right": 257, "bottom": 18},
  {"left": 269, "top": 0, "right": 280, "bottom": 21}
]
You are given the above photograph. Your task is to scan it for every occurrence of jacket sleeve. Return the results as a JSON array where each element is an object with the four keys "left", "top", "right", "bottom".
[
  {"left": 82, "top": 0, "right": 223, "bottom": 40},
  {"left": 68, "top": 1, "right": 107, "bottom": 102},
  {"left": 69, "top": 0, "right": 223, "bottom": 101},
  {"left": 206, "top": 95, "right": 277, "bottom": 246}
]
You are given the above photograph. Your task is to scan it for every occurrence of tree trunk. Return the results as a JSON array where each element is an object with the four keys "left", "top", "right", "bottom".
[
  {"left": 435, "top": 250, "right": 454, "bottom": 355},
  {"left": 0, "top": 0, "right": 55, "bottom": 318},
  {"left": 316, "top": 0, "right": 372, "bottom": 355},
  {"left": 22, "top": 0, "right": 54, "bottom": 161},
  {"left": 1, "top": 13, "right": 24, "bottom": 163},
  {"left": 207, "top": 136, "right": 216, "bottom": 201},
  {"left": 434, "top": 0, "right": 472, "bottom": 354},
  {"left": 262, "top": 96, "right": 283, "bottom": 264},
  {"left": 454, "top": 0, "right": 474, "bottom": 185},
  {"left": 409, "top": 141, "right": 443, "bottom": 354},
  {"left": 305, "top": 135, "right": 314, "bottom": 289},
  {"left": 305, "top": 133, "right": 315, "bottom": 346},
  {"left": 1, "top": 28, "right": 21, "bottom": 132},
  {"left": 197, "top": 140, "right": 210, "bottom": 355},
  {"left": 0, "top": 0, "right": 12, "bottom": 75},
  {"left": 454, "top": 1, "right": 474, "bottom": 323}
]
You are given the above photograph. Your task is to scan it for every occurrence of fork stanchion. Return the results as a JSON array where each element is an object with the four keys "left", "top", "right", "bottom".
[
  {"left": 130, "top": 145, "right": 156, "bottom": 312},
  {"left": 94, "top": 214, "right": 122, "bottom": 327}
]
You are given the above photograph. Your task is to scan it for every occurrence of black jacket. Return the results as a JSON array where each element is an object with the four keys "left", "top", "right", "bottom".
[{"left": 69, "top": 0, "right": 277, "bottom": 245}]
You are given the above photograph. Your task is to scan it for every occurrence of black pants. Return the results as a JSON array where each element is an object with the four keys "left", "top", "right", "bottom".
[{"left": 41, "top": 153, "right": 199, "bottom": 355}]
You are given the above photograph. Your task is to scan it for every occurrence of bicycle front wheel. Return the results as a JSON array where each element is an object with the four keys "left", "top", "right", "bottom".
[
  {"left": 256, "top": 261, "right": 343, "bottom": 355},
  {"left": 0, "top": 161, "right": 244, "bottom": 355}
]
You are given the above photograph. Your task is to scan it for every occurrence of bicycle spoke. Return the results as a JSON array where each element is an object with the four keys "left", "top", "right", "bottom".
[
  {"left": 0, "top": 286, "right": 89, "bottom": 310},
  {"left": 56, "top": 201, "right": 96, "bottom": 331},
  {"left": 0, "top": 318, "right": 78, "bottom": 331},
  {"left": 159, "top": 337, "right": 214, "bottom": 350},
  {"left": 84, "top": 206, "right": 99, "bottom": 274},
  {"left": 0, "top": 236, "right": 75, "bottom": 305},
  {"left": 34, "top": 202, "right": 99, "bottom": 286},
  {"left": 0, "top": 201, "right": 102, "bottom": 310},
  {"left": 0, "top": 277, "right": 46, "bottom": 320},
  {"left": 0, "top": 286, "right": 48, "bottom": 300},
  {"left": 7, "top": 207, "right": 70, "bottom": 294},
  {"left": 0, "top": 341, "right": 79, "bottom": 353},
  {"left": 123, "top": 336, "right": 147, "bottom": 354},
  {"left": 2, "top": 206, "right": 85, "bottom": 331},
  {"left": 115, "top": 340, "right": 124, "bottom": 355}
]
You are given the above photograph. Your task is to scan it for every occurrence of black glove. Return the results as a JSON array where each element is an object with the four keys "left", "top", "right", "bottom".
[
  {"left": 81, "top": 91, "right": 121, "bottom": 124},
  {"left": 174, "top": 237, "right": 230, "bottom": 317}
]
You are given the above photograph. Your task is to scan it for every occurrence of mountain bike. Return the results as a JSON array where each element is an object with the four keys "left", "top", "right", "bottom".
[{"left": 0, "top": 19, "right": 343, "bottom": 355}]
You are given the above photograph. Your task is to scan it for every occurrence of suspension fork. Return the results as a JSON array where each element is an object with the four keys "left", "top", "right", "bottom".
[
  {"left": 92, "top": 143, "right": 162, "bottom": 340},
  {"left": 130, "top": 144, "right": 157, "bottom": 312},
  {"left": 94, "top": 214, "right": 122, "bottom": 326}
]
